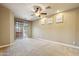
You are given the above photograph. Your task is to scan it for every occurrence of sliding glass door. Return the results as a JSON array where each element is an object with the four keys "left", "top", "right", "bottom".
[{"left": 15, "top": 19, "right": 29, "bottom": 39}]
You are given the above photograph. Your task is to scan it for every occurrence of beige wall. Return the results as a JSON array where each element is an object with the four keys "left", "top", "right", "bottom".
[
  {"left": 10, "top": 12, "right": 14, "bottom": 43},
  {"left": 32, "top": 8, "right": 79, "bottom": 46},
  {"left": 0, "top": 5, "right": 14, "bottom": 46},
  {"left": 76, "top": 8, "right": 79, "bottom": 46}
]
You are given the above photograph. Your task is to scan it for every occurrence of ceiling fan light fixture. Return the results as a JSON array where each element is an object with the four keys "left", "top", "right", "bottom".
[
  {"left": 56, "top": 10, "right": 60, "bottom": 13},
  {"left": 35, "top": 12, "right": 40, "bottom": 16}
]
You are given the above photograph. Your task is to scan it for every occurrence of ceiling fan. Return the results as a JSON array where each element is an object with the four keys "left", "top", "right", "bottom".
[{"left": 31, "top": 5, "right": 48, "bottom": 17}]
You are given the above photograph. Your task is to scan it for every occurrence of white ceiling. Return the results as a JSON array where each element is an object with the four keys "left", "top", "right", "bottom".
[{"left": 1, "top": 3, "right": 79, "bottom": 21}]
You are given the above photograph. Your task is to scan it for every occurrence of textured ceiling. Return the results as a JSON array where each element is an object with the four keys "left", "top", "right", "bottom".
[{"left": 1, "top": 3, "right": 79, "bottom": 21}]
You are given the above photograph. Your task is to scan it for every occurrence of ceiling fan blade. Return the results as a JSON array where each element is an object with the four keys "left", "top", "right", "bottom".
[{"left": 41, "top": 13, "right": 47, "bottom": 15}]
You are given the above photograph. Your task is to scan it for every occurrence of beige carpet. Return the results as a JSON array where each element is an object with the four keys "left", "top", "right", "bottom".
[{"left": 0, "top": 38, "right": 79, "bottom": 56}]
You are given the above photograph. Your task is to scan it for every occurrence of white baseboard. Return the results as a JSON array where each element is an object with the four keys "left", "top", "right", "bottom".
[
  {"left": 38, "top": 38, "right": 79, "bottom": 49},
  {"left": 0, "top": 42, "right": 14, "bottom": 48}
]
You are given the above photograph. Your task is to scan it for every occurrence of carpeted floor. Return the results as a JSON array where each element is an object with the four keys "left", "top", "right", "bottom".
[{"left": 0, "top": 38, "right": 79, "bottom": 56}]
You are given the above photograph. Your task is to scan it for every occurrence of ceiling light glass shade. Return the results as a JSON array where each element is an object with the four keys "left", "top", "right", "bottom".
[
  {"left": 40, "top": 14, "right": 46, "bottom": 18},
  {"left": 35, "top": 12, "right": 40, "bottom": 16},
  {"left": 35, "top": 11, "right": 41, "bottom": 16},
  {"left": 56, "top": 10, "right": 60, "bottom": 13}
]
